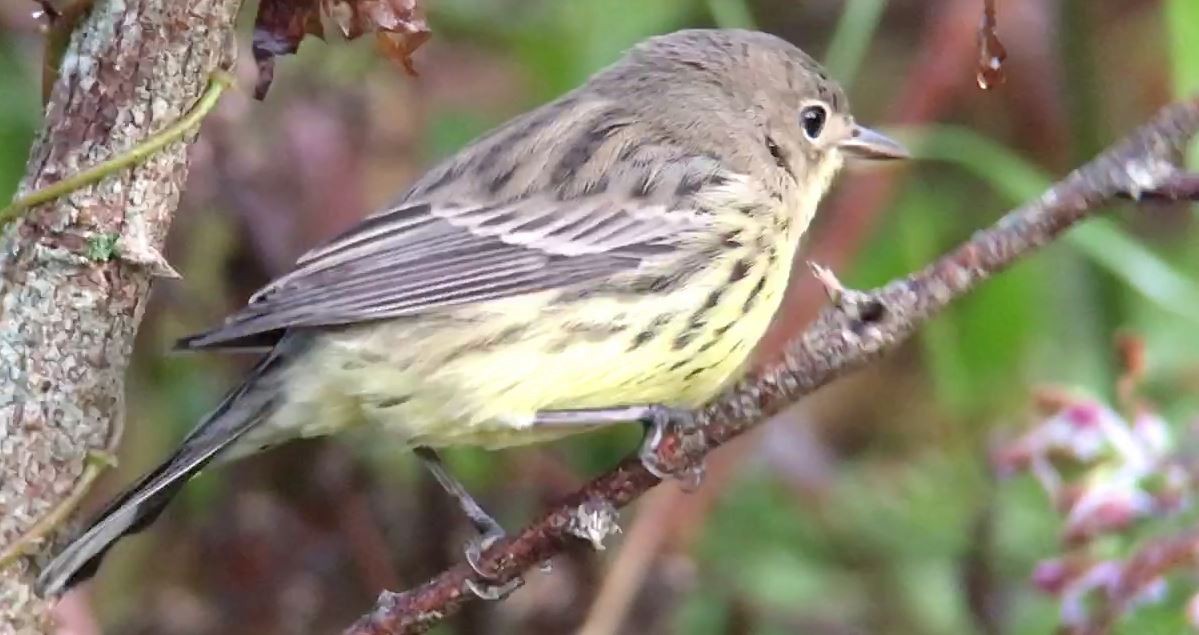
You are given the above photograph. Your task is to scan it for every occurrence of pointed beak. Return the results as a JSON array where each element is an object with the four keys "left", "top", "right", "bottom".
[{"left": 838, "top": 125, "right": 910, "bottom": 161}]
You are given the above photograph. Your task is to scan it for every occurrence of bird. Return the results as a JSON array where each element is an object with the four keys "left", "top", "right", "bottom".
[{"left": 37, "top": 27, "right": 907, "bottom": 597}]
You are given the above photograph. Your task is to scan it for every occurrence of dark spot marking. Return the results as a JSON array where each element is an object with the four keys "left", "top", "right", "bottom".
[
  {"left": 494, "top": 324, "right": 530, "bottom": 344},
  {"left": 673, "top": 331, "right": 696, "bottom": 350},
  {"left": 545, "top": 337, "right": 572, "bottom": 354},
  {"left": 742, "top": 276, "right": 767, "bottom": 313},
  {"left": 684, "top": 366, "right": 709, "bottom": 380},
  {"left": 631, "top": 172, "right": 655, "bottom": 198},
  {"left": 419, "top": 166, "right": 460, "bottom": 194},
  {"left": 581, "top": 175, "right": 610, "bottom": 196},
  {"left": 697, "top": 339, "right": 717, "bottom": 353},
  {"left": 707, "top": 173, "right": 731, "bottom": 188},
  {"left": 669, "top": 359, "right": 689, "bottom": 371},
  {"left": 554, "top": 133, "right": 604, "bottom": 182},
  {"left": 713, "top": 323, "right": 734, "bottom": 337},
  {"left": 440, "top": 344, "right": 476, "bottom": 364},
  {"left": 553, "top": 114, "right": 629, "bottom": 183},
  {"left": 700, "top": 288, "right": 723, "bottom": 312},
  {"left": 628, "top": 330, "right": 655, "bottom": 351},
  {"left": 729, "top": 258, "right": 751, "bottom": 282},
  {"left": 443, "top": 324, "right": 529, "bottom": 363},
  {"left": 721, "top": 230, "right": 743, "bottom": 248},
  {"left": 627, "top": 313, "right": 676, "bottom": 352},
  {"left": 765, "top": 135, "right": 796, "bottom": 181},
  {"left": 565, "top": 321, "right": 629, "bottom": 342},
  {"left": 738, "top": 203, "right": 758, "bottom": 217},
  {"left": 637, "top": 273, "right": 679, "bottom": 294},
  {"left": 377, "top": 395, "right": 411, "bottom": 408},
  {"left": 676, "top": 173, "right": 705, "bottom": 197},
  {"left": 618, "top": 139, "right": 646, "bottom": 162},
  {"left": 479, "top": 140, "right": 510, "bottom": 174},
  {"left": 488, "top": 166, "right": 516, "bottom": 194}
]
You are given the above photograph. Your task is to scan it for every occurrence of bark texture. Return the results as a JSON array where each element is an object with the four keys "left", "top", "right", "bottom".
[{"left": 0, "top": 0, "right": 240, "bottom": 631}]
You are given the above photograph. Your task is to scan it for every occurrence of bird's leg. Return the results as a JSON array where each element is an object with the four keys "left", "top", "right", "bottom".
[
  {"left": 531, "top": 404, "right": 706, "bottom": 490},
  {"left": 412, "top": 446, "right": 522, "bottom": 600}
]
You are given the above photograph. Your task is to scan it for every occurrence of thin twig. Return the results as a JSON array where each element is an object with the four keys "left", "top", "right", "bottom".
[
  {"left": 0, "top": 451, "right": 116, "bottom": 569},
  {"left": 344, "top": 96, "right": 1199, "bottom": 635},
  {"left": 0, "top": 70, "right": 235, "bottom": 229}
]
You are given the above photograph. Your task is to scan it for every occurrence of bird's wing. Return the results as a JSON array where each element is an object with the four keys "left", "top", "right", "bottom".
[{"left": 178, "top": 194, "right": 705, "bottom": 350}]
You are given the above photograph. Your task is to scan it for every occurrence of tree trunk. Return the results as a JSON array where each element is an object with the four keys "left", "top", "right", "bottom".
[{"left": 0, "top": 0, "right": 241, "bottom": 630}]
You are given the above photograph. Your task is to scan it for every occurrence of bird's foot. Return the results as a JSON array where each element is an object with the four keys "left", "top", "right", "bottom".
[
  {"left": 638, "top": 405, "right": 706, "bottom": 492},
  {"left": 463, "top": 522, "right": 523, "bottom": 600}
]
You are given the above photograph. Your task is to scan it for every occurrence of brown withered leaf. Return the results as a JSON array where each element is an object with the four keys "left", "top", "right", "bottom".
[
  {"left": 251, "top": 0, "right": 430, "bottom": 100},
  {"left": 252, "top": 0, "right": 323, "bottom": 100}
]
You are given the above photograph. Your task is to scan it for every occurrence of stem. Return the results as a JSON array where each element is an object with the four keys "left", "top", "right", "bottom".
[{"left": 0, "top": 70, "right": 235, "bottom": 230}]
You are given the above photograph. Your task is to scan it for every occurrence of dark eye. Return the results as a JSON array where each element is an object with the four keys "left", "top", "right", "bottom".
[{"left": 800, "top": 104, "right": 828, "bottom": 140}]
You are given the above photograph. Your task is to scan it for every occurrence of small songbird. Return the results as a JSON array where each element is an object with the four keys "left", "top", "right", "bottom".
[{"left": 38, "top": 28, "right": 907, "bottom": 596}]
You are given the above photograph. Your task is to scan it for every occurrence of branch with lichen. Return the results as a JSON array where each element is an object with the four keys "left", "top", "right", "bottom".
[
  {"left": 0, "top": 0, "right": 240, "bottom": 630},
  {"left": 0, "top": 70, "right": 235, "bottom": 231},
  {"left": 344, "top": 96, "right": 1199, "bottom": 635}
]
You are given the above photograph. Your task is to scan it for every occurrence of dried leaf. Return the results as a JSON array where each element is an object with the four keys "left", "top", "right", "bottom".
[
  {"left": 1115, "top": 331, "right": 1148, "bottom": 413},
  {"left": 326, "top": 0, "right": 430, "bottom": 75},
  {"left": 976, "top": 0, "right": 1007, "bottom": 90},
  {"left": 251, "top": 0, "right": 430, "bottom": 100},
  {"left": 251, "top": 0, "right": 323, "bottom": 100}
]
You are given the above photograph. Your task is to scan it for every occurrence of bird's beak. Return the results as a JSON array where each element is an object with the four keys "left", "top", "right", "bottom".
[{"left": 839, "top": 125, "right": 910, "bottom": 161}]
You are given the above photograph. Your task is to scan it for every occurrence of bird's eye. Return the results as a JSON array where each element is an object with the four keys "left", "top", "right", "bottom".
[{"left": 800, "top": 104, "right": 828, "bottom": 140}]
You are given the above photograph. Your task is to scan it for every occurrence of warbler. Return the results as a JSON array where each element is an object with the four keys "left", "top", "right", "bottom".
[{"left": 38, "top": 28, "right": 906, "bottom": 596}]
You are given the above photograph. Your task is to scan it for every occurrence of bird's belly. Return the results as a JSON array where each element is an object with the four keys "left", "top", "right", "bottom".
[{"left": 265, "top": 251, "right": 792, "bottom": 451}]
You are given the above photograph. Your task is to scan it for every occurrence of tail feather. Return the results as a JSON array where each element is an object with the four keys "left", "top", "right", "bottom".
[{"left": 36, "top": 350, "right": 285, "bottom": 597}]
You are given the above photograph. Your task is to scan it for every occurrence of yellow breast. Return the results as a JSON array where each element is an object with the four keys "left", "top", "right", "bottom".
[{"left": 262, "top": 173, "right": 826, "bottom": 451}]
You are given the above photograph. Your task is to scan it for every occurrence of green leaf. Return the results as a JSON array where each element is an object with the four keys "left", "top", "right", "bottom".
[
  {"left": 823, "top": 0, "right": 886, "bottom": 83},
  {"left": 704, "top": 0, "right": 755, "bottom": 29}
]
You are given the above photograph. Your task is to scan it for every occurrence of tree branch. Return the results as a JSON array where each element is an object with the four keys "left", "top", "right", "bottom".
[
  {"left": 0, "top": 0, "right": 240, "bottom": 630},
  {"left": 345, "top": 96, "right": 1199, "bottom": 635}
]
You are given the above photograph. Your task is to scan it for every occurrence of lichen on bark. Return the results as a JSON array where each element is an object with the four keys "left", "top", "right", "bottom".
[{"left": 0, "top": 0, "right": 241, "bottom": 630}]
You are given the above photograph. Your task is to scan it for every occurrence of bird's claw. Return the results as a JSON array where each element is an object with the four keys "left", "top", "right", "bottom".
[
  {"left": 638, "top": 405, "right": 706, "bottom": 492},
  {"left": 464, "top": 576, "right": 524, "bottom": 601},
  {"left": 464, "top": 525, "right": 504, "bottom": 577},
  {"left": 463, "top": 526, "right": 524, "bottom": 600}
]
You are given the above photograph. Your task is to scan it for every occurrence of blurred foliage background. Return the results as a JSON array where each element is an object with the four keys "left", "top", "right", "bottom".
[{"left": 3, "top": 0, "right": 1199, "bottom": 633}]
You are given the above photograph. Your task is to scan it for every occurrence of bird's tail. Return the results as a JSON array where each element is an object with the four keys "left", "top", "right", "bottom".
[{"left": 36, "top": 350, "right": 286, "bottom": 597}]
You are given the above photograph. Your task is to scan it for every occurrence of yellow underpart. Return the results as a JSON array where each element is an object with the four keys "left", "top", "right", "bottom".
[{"left": 239, "top": 157, "right": 841, "bottom": 453}]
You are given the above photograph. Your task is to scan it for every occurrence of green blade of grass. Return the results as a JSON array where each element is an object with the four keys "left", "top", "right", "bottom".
[
  {"left": 823, "top": 0, "right": 886, "bottom": 82},
  {"left": 905, "top": 124, "right": 1199, "bottom": 322},
  {"left": 705, "top": 0, "right": 755, "bottom": 29}
]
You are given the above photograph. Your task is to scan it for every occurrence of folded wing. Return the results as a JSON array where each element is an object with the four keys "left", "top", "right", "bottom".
[{"left": 179, "top": 195, "right": 701, "bottom": 351}]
